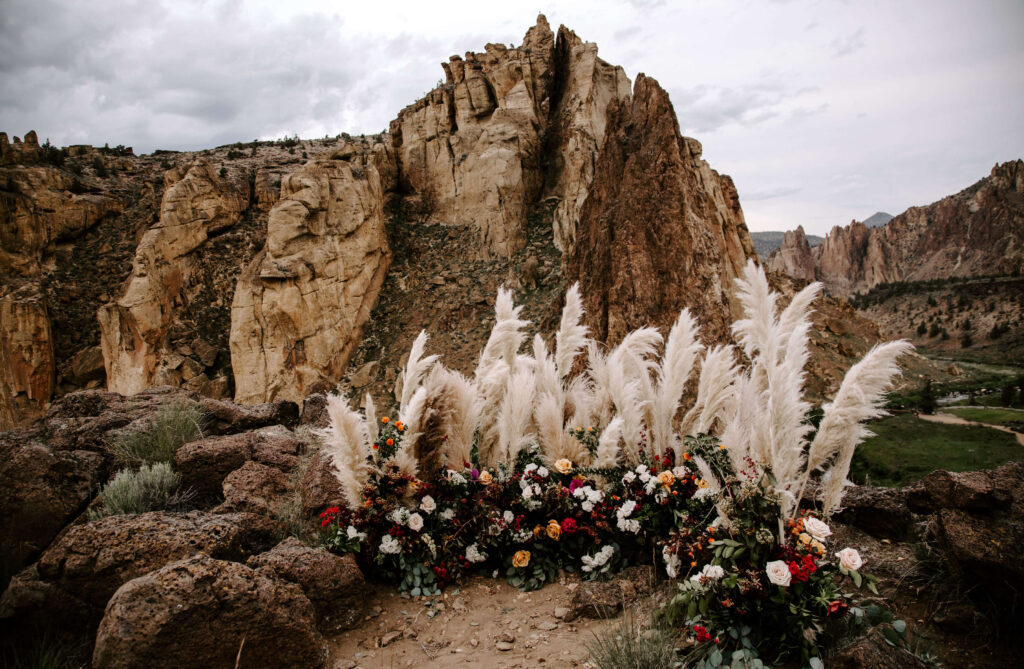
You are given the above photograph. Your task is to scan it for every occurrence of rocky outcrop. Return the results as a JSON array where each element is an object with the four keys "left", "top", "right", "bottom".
[
  {"left": 247, "top": 537, "right": 366, "bottom": 632},
  {"left": 390, "top": 16, "right": 629, "bottom": 257},
  {"left": 772, "top": 161, "right": 1024, "bottom": 296},
  {"left": 229, "top": 147, "right": 392, "bottom": 404},
  {"left": 175, "top": 427, "right": 303, "bottom": 501},
  {"left": 0, "top": 131, "right": 42, "bottom": 166},
  {"left": 98, "top": 161, "right": 247, "bottom": 396},
  {"left": 766, "top": 225, "right": 815, "bottom": 281},
  {"left": 93, "top": 554, "right": 325, "bottom": 669},
  {"left": 566, "top": 75, "right": 756, "bottom": 346},
  {"left": 0, "top": 283, "right": 54, "bottom": 427}
]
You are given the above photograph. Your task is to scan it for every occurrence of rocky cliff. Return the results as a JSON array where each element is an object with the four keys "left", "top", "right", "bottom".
[
  {"left": 566, "top": 74, "right": 756, "bottom": 346},
  {"left": 769, "top": 161, "right": 1024, "bottom": 296},
  {"left": 766, "top": 225, "right": 815, "bottom": 281}
]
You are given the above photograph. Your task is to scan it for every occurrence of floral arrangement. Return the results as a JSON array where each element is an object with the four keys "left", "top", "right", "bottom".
[{"left": 318, "top": 261, "right": 911, "bottom": 665}]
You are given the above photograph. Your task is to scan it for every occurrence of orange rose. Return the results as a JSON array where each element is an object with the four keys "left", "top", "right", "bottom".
[
  {"left": 478, "top": 470, "right": 493, "bottom": 485},
  {"left": 382, "top": 416, "right": 389, "bottom": 423},
  {"left": 512, "top": 550, "right": 531, "bottom": 568},
  {"left": 533, "top": 525, "right": 544, "bottom": 539},
  {"left": 546, "top": 520, "right": 561, "bottom": 541},
  {"left": 656, "top": 470, "right": 675, "bottom": 487}
]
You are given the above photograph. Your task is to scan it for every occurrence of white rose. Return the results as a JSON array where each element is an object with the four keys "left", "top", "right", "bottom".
[
  {"left": 537, "top": 466, "right": 549, "bottom": 478},
  {"left": 766, "top": 560, "right": 792, "bottom": 587},
  {"left": 703, "top": 564, "right": 725, "bottom": 580},
  {"left": 420, "top": 495, "right": 436, "bottom": 514},
  {"left": 525, "top": 463, "right": 538, "bottom": 473},
  {"left": 503, "top": 510, "right": 515, "bottom": 524},
  {"left": 835, "top": 548, "right": 863, "bottom": 571},
  {"left": 803, "top": 517, "right": 831, "bottom": 542},
  {"left": 672, "top": 466, "right": 689, "bottom": 478},
  {"left": 407, "top": 512, "right": 424, "bottom": 532},
  {"left": 622, "top": 472, "right": 636, "bottom": 484},
  {"left": 440, "top": 508, "right": 455, "bottom": 520},
  {"left": 582, "top": 501, "right": 594, "bottom": 512},
  {"left": 379, "top": 535, "right": 401, "bottom": 555},
  {"left": 521, "top": 484, "right": 534, "bottom": 499}
]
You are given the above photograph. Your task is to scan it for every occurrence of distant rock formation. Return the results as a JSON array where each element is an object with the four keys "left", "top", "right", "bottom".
[
  {"left": 766, "top": 225, "right": 815, "bottom": 282},
  {"left": 749, "top": 230, "right": 824, "bottom": 258},
  {"left": 566, "top": 74, "right": 756, "bottom": 346},
  {"left": 768, "top": 161, "right": 1024, "bottom": 296}
]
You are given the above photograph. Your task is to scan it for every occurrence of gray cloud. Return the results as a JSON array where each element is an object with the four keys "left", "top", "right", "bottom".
[
  {"left": 745, "top": 186, "right": 803, "bottom": 201},
  {"left": 671, "top": 83, "right": 823, "bottom": 134},
  {"left": 831, "top": 28, "right": 866, "bottom": 58}
]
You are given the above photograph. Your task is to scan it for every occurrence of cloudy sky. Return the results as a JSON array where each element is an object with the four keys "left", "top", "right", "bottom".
[{"left": 1, "top": 0, "right": 1022, "bottom": 235}]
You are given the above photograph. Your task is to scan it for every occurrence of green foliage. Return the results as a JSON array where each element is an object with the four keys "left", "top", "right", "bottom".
[
  {"left": 1001, "top": 383, "right": 1017, "bottom": 407},
  {"left": 0, "top": 624, "right": 88, "bottom": 669},
  {"left": 586, "top": 618, "right": 680, "bottom": 669},
  {"left": 89, "top": 463, "right": 194, "bottom": 519},
  {"left": 105, "top": 400, "right": 203, "bottom": 467},
  {"left": 40, "top": 140, "right": 65, "bottom": 167},
  {"left": 960, "top": 333, "right": 972, "bottom": 348},
  {"left": 218, "top": 166, "right": 227, "bottom": 178},
  {"left": 91, "top": 156, "right": 108, "bottom": 178},
  {"left": 919, "top": 380, "right": 936, "bottom": 415},
  {"left": 916, "top": 322, "right": 927, "bottom": 335},
  {"left": 226, "top": 149, "right": 242, "bottom": 160},
  {"left": 949, "top": 407, "right": 1022, "bottom": 425}
]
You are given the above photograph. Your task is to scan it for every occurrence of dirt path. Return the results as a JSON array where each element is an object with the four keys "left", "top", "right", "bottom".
[
  {"left": 328, "top": 575, "right": 640, "bottom": 669},
  {"left": 918, "top": 412, "right": 1024, "bottom": 446}
]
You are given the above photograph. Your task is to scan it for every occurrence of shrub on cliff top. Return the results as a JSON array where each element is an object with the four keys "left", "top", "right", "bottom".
[{"left": 89, "top": 462, "right": 194, "bottom": 519}]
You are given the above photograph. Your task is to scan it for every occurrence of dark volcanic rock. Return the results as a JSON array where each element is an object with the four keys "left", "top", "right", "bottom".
[
  {"left": 300, "top": 450, "right": 346, "bottom": 519},
  {"left": 93, "top": 554, "right": 325, "bottom": 669},
  {"left": 199, "top": 397, "right": 299, "bottom": 435},
  {"left": 247, "top": 537, "right": 366, "bottom": 632},
  {"left": 175, "top": 427, "right": 303, "bottom": 501},
  {"left": 220, "top": 460, "right": 291, "bottom": 515}
]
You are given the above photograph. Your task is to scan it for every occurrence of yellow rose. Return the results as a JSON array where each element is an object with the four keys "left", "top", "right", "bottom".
[
  {"left": 798, "top": 532, "right": 812, "bottom": 545},
  {"left": 533, "top": 525, "right": 544, "bottom": 539},
  {"left": 512, "top": 550, "right": 531, "bottom": 568},
  {"left": 656, "top": 470, "right": 675, "bottom": 487},
  {"left": 554, "top": 458, "right": 573, "bottom": 475},
  {"left": 696, "top": 478, "right": 709, "bottom": 489},
  {"left": 478, "top": 470, "right": 493, "bottom": 485},
  {"left": 546, "top": 520, "right": 561, "bottom": 541},
  {"left": 811, "top": 540, "right": 825, "bottom": 555}
]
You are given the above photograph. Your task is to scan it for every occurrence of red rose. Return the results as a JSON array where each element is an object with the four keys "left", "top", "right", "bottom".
[
  {"left": 693, "top": 625, "right": 711, "bottom": 643},
  {"left": 560, "top": 518, "right": 578, "bottom": 534},
  {"left": 827, "top": 601, "right": 849, "bottom": 618}
]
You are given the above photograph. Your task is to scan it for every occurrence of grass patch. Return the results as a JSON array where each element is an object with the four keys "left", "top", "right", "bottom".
[
  {"left": 88, "top": 463, "right": 195, "bottom": 519},
  {"left": 586, "top": 617, "right": 679, "bottom": 669},
  {"left": 106, "top": 400, "right": 203, "bottom": 467},
  {"left": 0, "top": 625, "right": 88, "bottom": 669},
  {"left": 850, "top": 413, "right": 1022, "bottom": 487},
  {"left": 947, "top": 407, "right": 1024, "bottom": 426}
]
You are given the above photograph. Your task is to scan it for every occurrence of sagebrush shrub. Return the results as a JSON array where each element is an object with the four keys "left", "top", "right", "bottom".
[
  {"left": 89, "top": 463, "right": 194, "bottom": 519},
  {"left": 105, "top": 400, "right": 203, "bottom": 467}
]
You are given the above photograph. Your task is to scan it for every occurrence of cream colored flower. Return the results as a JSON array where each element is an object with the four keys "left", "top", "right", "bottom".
[
  {"left": 546, "top": 520, "right": 561, "bottom": 541},
  {"left": 478, "top": 470, "right": 493, "bottom": 485},
  {"left": 512, "top": 550, "right": 531, "bottom": 568},
  {"left": 766, "top": 560, "right": 792, "bottom": 587},
  {"left": 420, "top": 496, "right": 436, "bottom": 514},
  {"left": 555, "top": 459, "right": 573, "bottom": 475},
  {"left": 656, "top": 470, "right": 675, "bottom": 487},
  {"left": 407, "top": 512, "right": 424, "bottom": 532},
  {"left": 803, "top": 517, "right": 832, "bottom": 542},
  {"left": 798, "top": 532, "right": 812, "bottom": 545},
  {"left": 836, "top": 548, "right": 863, "bottom": 571}
]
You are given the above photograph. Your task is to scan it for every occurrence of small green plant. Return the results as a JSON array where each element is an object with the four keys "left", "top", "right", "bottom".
[
  {"left": 105, "top": 400, "right": 203, "bottom": 467},
  {"left": 586, "top": 617, "right": 679, "bottom": 669},
  {"left": 91, "top": 156, "right": 108, "bottom": 178},
  {"left": 919, "top": 380, "right": 936, "bottom": 415},
  {"left": 89, "top": 462, "right": 194, "bottom": 519},
  {"left": 0, "top": 624, "right": 88, "bottom": 669}
]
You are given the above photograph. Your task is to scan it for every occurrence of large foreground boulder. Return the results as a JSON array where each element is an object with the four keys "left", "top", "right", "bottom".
[
  {"left": 300, "top": 449, "right": 346, "bottom": 518},
  {"left": 93, "top": 554, "right": 325, "bottom": 669},
  {"left": 35, "top": 511, "right": 278, "bottom": 610},
  {"left": 199, "top": 397, "right": 299, "bottom": 435},
  {"left": 247, "top": 537, "right": 366, "bottom": 632}
]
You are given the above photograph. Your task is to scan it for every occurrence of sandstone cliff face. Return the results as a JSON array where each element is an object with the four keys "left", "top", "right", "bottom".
[
  {"left": 766, "top": 225, "right": 815, "bottom": 282},
  {"left": 566, "top": 74, "right": 756, "bottom": 346},
  {"left": 229, "top": 145, "right": 393, "bottom": 404},
  {"left": 0, "top": 284, "right": 54, "bottom": 427},
  {"left": 98, "top": 161, "right": 247, "bottom": 397},
  {"left": 0, "top": 131, "right": 42, "bottom": 166},
  {"left": 390, "top": 16, "right": 629, "bottom": 257},
  {"left": 775, "top": 161, "right": 1024, "bottom": 296}
]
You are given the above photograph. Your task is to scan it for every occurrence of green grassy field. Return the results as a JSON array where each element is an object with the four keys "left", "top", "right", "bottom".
[
  {"left": 849, "top": 413, "right": 1022, "bottom": 487},
  {"left": 947, "top": 407, "right": 1024, "bottom": 426}
]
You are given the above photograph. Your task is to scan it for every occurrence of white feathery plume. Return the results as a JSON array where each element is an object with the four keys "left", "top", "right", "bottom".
[
  {"left": 397, "top": 385, "right": 429, "bottom": 474},
  {"left": 320, "top": 393, "right": 373, "bottom": 508},
  {"left": 716, "top": 372, "right": 758, "bottom": 475},
  {"left": 533, "top": 334, "right": 560, "bottom": 400},
  {"left": 594, "top": 416, "right": 624, "bottom": 468},
  {"left": 555, "top": 283, "right": 588, "bottom": 380},
  {"left": 400, "top": 331, "right": 438, "bottom": 415},
  {"left": 649, "top": 309, "right": 702, "bottom": 458},
  {"left": 692, "top": 454, "right": 722, "bottom": 496},
  {"left": 806, "top": 340, "right": 913, "bottom": 515},
  {"left": 731, "top": 259, "right": 778, "bottom": 364},
  {"left": 585, "top": 341, "right": 614, "bottom": 427},
  {"left": 681, "top": 346, "right": 738, "bottom": 437},
  {"left": 419, "top": 365, "right": 479, "bottom": 471},
  {"left": 536, "top": 392, "right": 587, "bottom": 464},
  {"left": 496, "top": 368, "right": 536, "bottom": 465},
  {"left": 476, "top": 287, "right": 530, "bottom": 374},
  {"left": 565, "top": 374, "right": 598, "bottom": 431},
  {"left": 363, "top": 392, "right": 378, "bottom": 444},
  {"left": 775, "top": 281, "right": 822, "bottom": 359},
  {"left": 473, "top": 357, "right": 510, "bottom": 466}
]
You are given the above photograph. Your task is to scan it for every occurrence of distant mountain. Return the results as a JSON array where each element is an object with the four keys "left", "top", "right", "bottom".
[
  {"left": 750, "top": 230, "right": 824, "bottom": 258},
  {"left": 765, "top": 161, "right": 1024, "bottom": 296},
  {"left": 862, "top": 211, "right": 893, "bottom": 228}
]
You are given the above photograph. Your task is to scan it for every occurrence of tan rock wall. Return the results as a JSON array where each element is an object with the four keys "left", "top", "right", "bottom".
[
  {"left": 229, "top": 150, "right": 391, "bottom": 404},
  {"left": 767, "top": 225, "right": 816, "bottom": 282},
  {"left": 0, "top": 284, "right": 54, "bottom": 428},
  {"left": 98, "top": 161, "right": 246, "bottom": 396}
]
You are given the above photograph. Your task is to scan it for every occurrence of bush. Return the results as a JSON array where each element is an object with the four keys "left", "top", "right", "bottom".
[
  {"left": 928, "top": 323, "right": 940, "bottom": 337},
  {"left": 960, "top": 333, "right": 972, "bottom": 348},
  {"left": 586, "top": 618, "right": 679, "bottom": 669},
  {"left": 1002, "top": 384, "right": 1017, "bottom": 408},
  {"left": 919, "top": 380, "right": 936, "bottom": 415},
  {"left": 105, "top": 400, "right": 203, "bottom": 467},
  {"left": 89, "top": 463, "right": 194, "bottom": 519},
  {"left": 92, "top": 156, "right": 108, "bottom": 178},
  {"left": 916, "top": 323, "right": 927, "bottom": 335}
]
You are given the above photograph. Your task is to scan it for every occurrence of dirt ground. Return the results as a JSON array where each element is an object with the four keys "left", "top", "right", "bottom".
[
  {"left": 328, "top": 575, "right": 636, "bottom": 669},
  {"left": 918, "top": 411, "right": 1024, "bottom": 445}
]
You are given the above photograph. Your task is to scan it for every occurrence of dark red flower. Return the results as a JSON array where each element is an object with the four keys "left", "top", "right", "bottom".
[
  {"left": 827, "top": 600, "right": 849, "bottom": 618},
  {"left": 560, "top": 518, "right": 578, "bottom": 534},
  {"left": 693, "top": 625, "right": 712, "bottom": 643}
]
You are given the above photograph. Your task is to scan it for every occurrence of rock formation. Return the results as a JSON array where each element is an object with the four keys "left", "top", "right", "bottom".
[
  {"left": 566, "top": 74, "right": 756, "bottom": 346},
  {"left": 229, "top": 145, "right": 393, "bottom": 404},
  {"left": 766, "top": 225, "right": 815, "bottom": 281},
  {"left": 390, "top": 16, "right": 629, "bottom": 257},
  {"left": 98, "top": 161, "right": 247, "bottom": 396},
  {"left": 769, "top": 161, "right": 1024, "bottom": 296},
  {"left": 0, "top": 284, "right": 54, "bottom": 424}
]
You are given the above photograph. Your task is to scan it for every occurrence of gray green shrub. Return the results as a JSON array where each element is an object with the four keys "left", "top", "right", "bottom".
[
  {"left": 89, "top": 463, "right": 194, "bottom": 519},
  {"left": 106, "top": 400, "right": 203, "bottom": 467}
]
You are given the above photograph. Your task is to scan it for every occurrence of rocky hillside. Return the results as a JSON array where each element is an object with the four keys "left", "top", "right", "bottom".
[
  {"left": 750, "top": 229, "right": 823, "bottom": 258},
  {"left": 767, "top": 161, "right": 1024, "bottom": 297},
  {"left": 1, "top": 15, "right": 891, "bottom": 430}
]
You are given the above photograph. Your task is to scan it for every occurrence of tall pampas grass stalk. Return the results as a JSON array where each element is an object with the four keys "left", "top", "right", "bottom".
[{"left": 319, "top": 393, "right": 374, "bottom": 509}]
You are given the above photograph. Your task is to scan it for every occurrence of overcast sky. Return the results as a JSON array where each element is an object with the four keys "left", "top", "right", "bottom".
[{"left": 1, "top": 0, "right": 1022, "bottom": 235}]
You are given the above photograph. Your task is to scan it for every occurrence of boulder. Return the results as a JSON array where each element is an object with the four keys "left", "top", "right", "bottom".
[
  {"left": 175, "top": 427, "right": 303, "bottom": 501},
  {"left": 247, "top": 537, "right": 366, "bottom": 632},
  {"left": 35, "top": 511, "right": 278, "bottom": 610},
  {"left": 93, "top": 554, "right": 325, "bottom": 669},
  {"left": 834, "top": 484, "right": 918, "bottom": 541},
  {"left": 908, "top": 467, "right": 1013, "bottom": 513},
  {"left": 564, "top": 565, "right": 653, "bottom": 621},
  {"left": 199, "top": 397, "right": 299, "bottom": 435},
  {"left": 220, "top": 461, "right": 291, "bottom": 515},
  {"left": 300, "top": 450, "right": 346, "bottom": 519},
  {"left": 932, "top": 508, "right": 1024, "bottom": 609}
]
